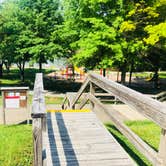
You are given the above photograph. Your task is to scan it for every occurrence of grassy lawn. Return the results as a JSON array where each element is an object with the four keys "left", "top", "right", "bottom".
[
  {"left": 45, "top": 96, "right": 64, "bottom": 104},
  {"left": 159, "top": 72, "right": 166, "bottom": 79},
  {"left": 0, "top": 118, "right": 161, "bottom": 166},
  {"left": 132, "top": 72, "right": 150, "bottom": 78},
  {"left": 132, "top": 71, "right": 166, "bottom": 79},
  {"left": 0, "top": 125, "right": 32, "bottom": 166},
  {"left": 105, "top": 120, "right": 161, "bottom": 166}
]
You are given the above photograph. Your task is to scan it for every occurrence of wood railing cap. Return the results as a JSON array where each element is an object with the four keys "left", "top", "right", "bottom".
[
  {"left": 89, "top": 72, "right": 166, "bottom": 129},
  {"left": 32, "top": 73, "right": 46, "bottom": 116}
]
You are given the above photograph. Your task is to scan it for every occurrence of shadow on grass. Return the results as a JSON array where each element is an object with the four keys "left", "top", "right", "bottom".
[
  {"left": 105, "top": 124, "right": 152, "bottom": 166},
  {"left": 0, "top": 68, "right": 82, "bottom": 93},
  {"left": 0, "top": 68, "right": 54, "bottom": 89}
]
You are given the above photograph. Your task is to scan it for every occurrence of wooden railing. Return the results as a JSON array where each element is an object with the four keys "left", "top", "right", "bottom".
[
  {"left": 31, "top": 73, "right": 46, "bottom": 166},
  {"left": 62, "top": 72, "right": 166, "bottom": 166}
]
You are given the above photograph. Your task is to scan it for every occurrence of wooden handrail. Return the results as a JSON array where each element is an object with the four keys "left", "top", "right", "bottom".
[
  {"left": 88, "top": 94, "right": 160, "bottom": 165},
  {"left": 64, "top": 72, "right": 166, "bottom": 166},
  {"left": 89, "top": 73, "right": 166, "bottom": 129},
  {"left": 32, "top": 73, "right": 46, "bottom": 166}
]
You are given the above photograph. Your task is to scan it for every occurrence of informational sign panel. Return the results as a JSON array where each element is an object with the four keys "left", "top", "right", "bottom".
[
  {"left": 0, "top": 87, "right": 29, "bottom": 125},
  {"left": 3, "top": 90, "right": 28, "bottom": 108},
  {"left": 5, "top": 96, "right": 20, "bottom": 108}
]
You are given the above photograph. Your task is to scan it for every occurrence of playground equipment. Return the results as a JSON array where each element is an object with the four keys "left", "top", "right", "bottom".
[{"left": 60, "top": 65, "right": 85, "bottom": 80}]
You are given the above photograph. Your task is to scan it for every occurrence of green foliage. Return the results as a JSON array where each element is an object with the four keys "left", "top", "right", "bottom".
[
  {"left": 144, "top": 22, "right": 166, "bottom": 46},
  {"left": 0, "top": 0, "right": 63, "bottom": 77},
  {"left": 20, "top": 0, "right": 63, "bottom": 68},
  {"left": 120, "top": 21, "right": 136, "bottom": 32},
  {"left": 119, "top": 0, "right": 166, "bottom": 78},
  {"left": 0, "top": 0, "right": 165, "bottom": 81},
  {"left": 58, "top": 0, "right": 125, "bottom": 69}
]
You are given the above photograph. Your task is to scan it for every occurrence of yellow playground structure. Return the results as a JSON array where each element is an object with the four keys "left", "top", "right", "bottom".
[{"left": 60, "top": 66, "right": 85, "bottom": 80}]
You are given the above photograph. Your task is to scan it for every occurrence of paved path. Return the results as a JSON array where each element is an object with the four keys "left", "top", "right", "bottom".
[{"left": 43, "top": 112, "right": 135, "bottom": 166}]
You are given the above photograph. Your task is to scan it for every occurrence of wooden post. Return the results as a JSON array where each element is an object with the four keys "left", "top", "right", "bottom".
[
  {"left": 31, "top": 73, "right": 46, "bottom": 166},
  {"left": 90, "top": 82, "right": 95, "bottom": 110},
  {"left": 2, "top": 91, "right": 6, "bottom": 125},
  {"left": 26, "top": 90, "right": 30, "bottom": 124},
  {"left": 158, "top": 129, "right": 166, "bottom": 166},
  {"left": 33, "top": 118, "right": 43, "bottom": 166}
]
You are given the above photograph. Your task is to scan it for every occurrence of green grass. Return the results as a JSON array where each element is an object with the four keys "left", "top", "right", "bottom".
[
  {"left": 105, "top": 120, "right": 161, "bottom": 166},
  {"left": 45, "top": 96, "right": 64, "bottom": 104},
  {"left": 0, "top": 125, "right": 32, "bottom": 166},
  {"left": 132, "top": 71, "right": 166, "bottom": 79},
  {"left": 0, "top": 94, "right": 64, "bottom": 106},
  {"left": 132, "top": 72, "right": 150, "bottom": 78},
  {"left": 159, "top": 72, "right": 166, "bottom": 79},
  {"left": 27, "top": 94, "right": 64, "bottom": 105}
]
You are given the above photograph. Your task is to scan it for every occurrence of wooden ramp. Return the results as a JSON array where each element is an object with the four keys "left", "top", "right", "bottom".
[{"left": 43, "top": 111, "right": 135, "bottom": 166}]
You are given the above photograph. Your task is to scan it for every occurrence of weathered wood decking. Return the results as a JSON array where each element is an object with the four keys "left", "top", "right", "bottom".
[
  {"left": 32, "top": 73, "right": 166, "bottom": 166},
  {"left": 43, "top": 111, "right": 135, "bottom": 166}
]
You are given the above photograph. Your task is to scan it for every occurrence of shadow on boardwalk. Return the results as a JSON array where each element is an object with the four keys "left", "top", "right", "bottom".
[{"left": 47, "top": 113, "right": 79, "bottom": 166}]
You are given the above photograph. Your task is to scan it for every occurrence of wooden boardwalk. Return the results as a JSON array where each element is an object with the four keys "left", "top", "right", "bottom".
[
  {"left": 32, "top": 73, "right": 166, "bottom": 166},
  {"left": 43, "top": 111, "right": 135, "bottom": 166}
]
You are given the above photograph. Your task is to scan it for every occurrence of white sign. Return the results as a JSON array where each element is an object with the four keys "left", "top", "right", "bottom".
[
  {"left": 8, "top": 92, "right": 15, "bottom": 97},
  {"left": 15, "top": 92, "right": 20, "bottom": 96},
  {"left": 20, "top": 96, "right": 26, "bottom": 100},
  {"left": 5, "top": 98, "right": 20, "bottom": 108}
]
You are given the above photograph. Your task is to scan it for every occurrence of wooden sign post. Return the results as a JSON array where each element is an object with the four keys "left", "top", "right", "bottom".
[{"left": 0, "top": 87, "right": 29, "bottom": 125}]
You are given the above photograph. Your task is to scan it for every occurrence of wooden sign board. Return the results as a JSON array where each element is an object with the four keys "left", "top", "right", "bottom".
[
  {"left": 4, "top": 90, "right": 27, "bottom": 108},
  {"left": 0, "top": 87, "right": 29, "bottom": 124}
]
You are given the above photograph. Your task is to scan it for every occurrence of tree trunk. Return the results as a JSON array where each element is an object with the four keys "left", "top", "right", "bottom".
[
  {"left": 4, "top": 62, "right": 10, "bottom": 73},
  {"left": 0, "top": 63, "right": 3, "bottom": 78},
  {"left": 39, "top": 61, "right": 42, "bottom": 72},
  {"left": 17, "top": 61, "right": 25, "bottom": 82},
  {"left": 117, "top": 70, "right": 120, "bottom": 82},
  {"left": 129, "top": 62, "right": 134, "bottom": 86},
  {"left": 20, "top": 69, "right": 25, "bottom": 82},
  {"left": 103, "top": 68, "right": 106, "bottom": 77},
  {"left": 153, "top": 69, "right": 159, "bottom": 89},
  {"left": 72, "top": 65, "right": 75, "bottom": 81},
  {"left": 121, "top": 69, "right": 126, "bottom": 85}
]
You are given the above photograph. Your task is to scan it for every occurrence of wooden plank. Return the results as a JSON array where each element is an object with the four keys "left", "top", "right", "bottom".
[
  {"left": 88, "top": 94, "right": 160, "bottom": 165},
  {"left": 2, "top": 91, "right": 6, "bottom": 125},
  {"left": 66, "top": 93, "right": 76, "bottom": 109},
  {"left": 90, "top": 82, "right": 95, "bottom": 110},
  {"left": 70, "top": 77, "right": 90, "bottom": 108},
  {"left": 158, "top": 129, "right": 166, "bottom": 166},
  {"left": 62, "top": 96, "right": 67, "bottom": 109},
  {"left": 32, "top": 73, "right": 46, "bottom": 116},
  {"left": 33, "top": 118, "right": 43, "bottom": 166},
  {"left": 44, "top": 112, "right": 135, "bottom": 166},
  {"left": 89, "top": 73, "right": 166, "bottom": 129},
  {"left": 32, "top": 73, "right": 46, "bottom": 166},
  {"left": 76, "top": 94, "right": 89, "bottom": 110}
]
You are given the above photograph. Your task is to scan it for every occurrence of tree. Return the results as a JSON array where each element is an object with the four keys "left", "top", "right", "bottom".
[
  {"left": 22, "top": 0, "right": 63, "bottom": 71},
  {"left": 0, "top": 1, "right": 33, "bottom": 81},
  {"left": 60, "top": 0, "right": 124, "bottom": 77},
  {"left": 119, "top": 0, "right": 165, "bottom": 85},
  {"left": 0, "top": 0, "right": 63, "bottom": 81}
]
